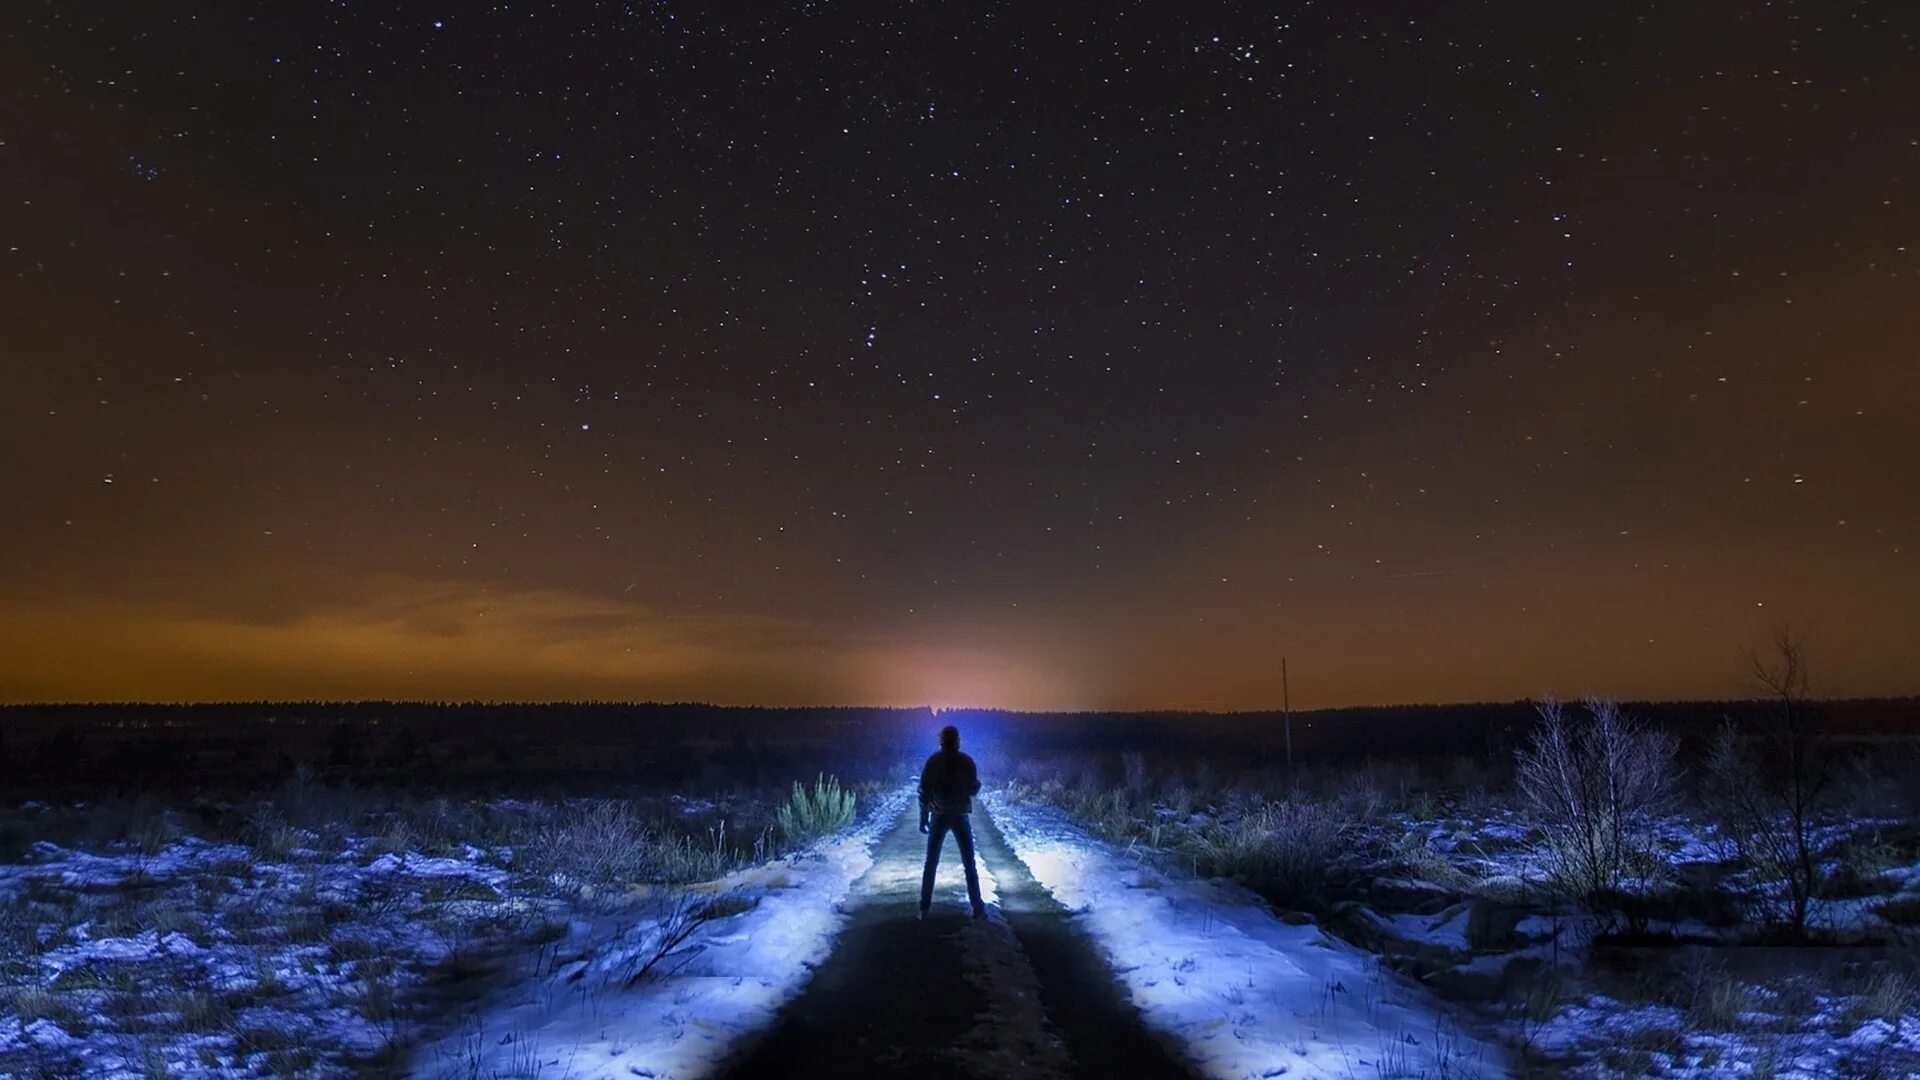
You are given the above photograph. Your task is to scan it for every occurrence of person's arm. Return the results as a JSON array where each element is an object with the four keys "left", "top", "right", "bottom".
[
  {"left": 918, "top": 756, "right": 933, "bottom": 831},
  {"left": 966, "top": 755, "right": 981, "bottom": 796}
]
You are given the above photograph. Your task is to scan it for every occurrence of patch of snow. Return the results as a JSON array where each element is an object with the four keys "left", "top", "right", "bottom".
[
  {"left": 411, "top": 785, "right": 913, "bottom": 1079},
  {"left": 985, "top": 792, "right": 1505, "bottom": 1079}
]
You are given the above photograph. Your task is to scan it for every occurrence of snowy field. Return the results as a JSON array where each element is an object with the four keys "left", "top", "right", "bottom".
[
  {"left": 986, "top": 790, "right": 1505, "bottom": 1079},
  {"left": 996, "top": 751, "right": 1920, "bottom": 1079},
  {"left": 410, "top": 785, "right": 910, "bottom": 1078},
  {"left": 4, "top": 739, "right": 1918, "bottom": 1079},
  {"left": 0, "top": 817, "right": 543, "bottom": 1076},
  {"left": 0, "top": 776, "right": 867, "bottom": 1078},
  {"left": 1388, "top": 805, "right": 1920, "bottom": 1077}
]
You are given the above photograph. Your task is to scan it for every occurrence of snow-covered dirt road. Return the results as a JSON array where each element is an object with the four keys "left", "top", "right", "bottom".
[
  {"left": 419, "top": 792, "right": 1506, "bottom": 1079},
  {"left": 720, "top": 800, "right": 1197, "bottom": 1080}
]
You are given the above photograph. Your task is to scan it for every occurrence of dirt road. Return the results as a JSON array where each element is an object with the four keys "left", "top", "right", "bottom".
[{"left": 719, "top": 803, "right": 1200, "bottom": 1080}]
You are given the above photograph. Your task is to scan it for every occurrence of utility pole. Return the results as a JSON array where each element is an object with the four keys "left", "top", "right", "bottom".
[{"left": 1281, "top": 656, "right": 1294, "bottom": 783}]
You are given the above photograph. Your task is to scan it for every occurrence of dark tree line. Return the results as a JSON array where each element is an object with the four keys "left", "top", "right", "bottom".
[{"left": 2, "top": 696, "right": 1914, "bottom": 800}]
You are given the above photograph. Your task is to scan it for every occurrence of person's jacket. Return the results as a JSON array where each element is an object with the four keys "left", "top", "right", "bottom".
[{"left": 919, "top": 749, "right": 981, "bottom": 816}]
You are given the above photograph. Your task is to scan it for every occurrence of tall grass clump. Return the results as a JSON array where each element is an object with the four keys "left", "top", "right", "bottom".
[
  {"left": 1186, "top": 796, "right": 1363, "bottom": 911},
  {"left": 776, "top": 774, "right": 857, "bottom": 844},
  {"left": 529, "top": 800, "right": 655, "bottom": 893}
]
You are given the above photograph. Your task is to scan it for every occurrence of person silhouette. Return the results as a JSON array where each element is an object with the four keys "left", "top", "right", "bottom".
[{"left": 918, "top": 724, "right": 986, "bottom": 919}]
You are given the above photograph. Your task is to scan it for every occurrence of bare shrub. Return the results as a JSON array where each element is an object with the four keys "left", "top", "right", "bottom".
[
  {"left": 529, "top": 800, "right": 655, "bottom": 894},
  {"left": 775, "top": 774, "right": 856, "bottom": 845},
  {"left": 1515, "top": 697, "right": 1678, "bottom": 917},
  {"left": 1704, "top": 634, "right": 1828, "bottom": 936},
  {"left": 1186, "top": 795, "right": 1361, "bottom": 911},
  {"left": 621, "top": 892, "right": 724, "bottom": 986}
]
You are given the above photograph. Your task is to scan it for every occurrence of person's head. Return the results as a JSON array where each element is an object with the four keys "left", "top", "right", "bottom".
[{"left": 938, "top": 724, "right": 960, "bottom": 752}]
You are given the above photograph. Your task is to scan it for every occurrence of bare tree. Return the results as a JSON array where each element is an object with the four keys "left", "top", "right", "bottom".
[
  {"left": 1705, "top": 633, "right": 1826, "bottom": 936},
  {"left": 1516, "top": 697, "right": 1679, "bottom": 920}
]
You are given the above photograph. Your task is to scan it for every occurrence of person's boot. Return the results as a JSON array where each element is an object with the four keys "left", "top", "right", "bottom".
[
  {"left": 970, "top": 903, "right": 987, "bottom": 920},
  {"left": 918, "top": 905, "right": 930, "bottom": 921}
]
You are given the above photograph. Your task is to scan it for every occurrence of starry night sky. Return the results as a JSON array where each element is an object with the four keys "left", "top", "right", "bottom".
[{"left": 2, "top": 3, "right": 1916, "bottom": 708}]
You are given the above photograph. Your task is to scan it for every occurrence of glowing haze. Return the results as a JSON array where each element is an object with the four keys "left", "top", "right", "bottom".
[{"left": 2, "top": 5, "right": 1916, "bottom": 708}]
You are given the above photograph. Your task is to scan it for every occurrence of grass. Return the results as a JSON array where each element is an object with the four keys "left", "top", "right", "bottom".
[
  {"left": 1518, "top": 966, "right": 1571, "bottom": 1023},
  {"left": 1008, "top": 761, "right": 1370, "bottom": 913},
  {"left": 246, "top": 809, "right": 304, "bottom": 862},
  {"left": 158, "top": 989, "right": 231, "bottom": 1033},
  {"left": 364, "top": 818, "right": 417, "bottom": 860},
  {"left": 1183, "top": 796, "right": 1362, "bottom": 911},
  {"left": 48, "top": 961, "right": 139, "bottom": 994},
  {"left": 1001, "top": 747, "right": 1920, "bottom": 1079},
  {"left": 1838, "top": 968, "right": 1918, "bottom": 1029},
  {"left": 8, "top": 986, "right": 90, "bottom": 1033},
  {"left": 1689, "top": 975, "right": 1762, "bottom": 1032},
  {"left": 0, "top": 775, "right": 805, "bottom": 1076}
]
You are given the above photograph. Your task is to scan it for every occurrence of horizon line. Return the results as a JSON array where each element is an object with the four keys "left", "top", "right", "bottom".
[{"left": 5, "top": 693, "right": 1918, "bottom": 714}]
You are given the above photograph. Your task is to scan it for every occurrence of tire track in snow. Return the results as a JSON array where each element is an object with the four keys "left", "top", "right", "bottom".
[{"left": 722, "top": 803, "right": 1196, "bottom": 1080}]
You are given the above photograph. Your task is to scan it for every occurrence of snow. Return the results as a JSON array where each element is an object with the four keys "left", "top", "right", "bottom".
[
  {"left": 984, "top": 791, "right": 1506, "bottom": 1079},
  {"left": 7, "top": 782, "right": 1913, "bottom": 1079},
  {"left": 1528, "top": 995, "right": 1920, "bottom": 1079},
  {"left": 410, "top": 786, "right": 912, "bottom": 1079},
  {"left": 0, "top": 783, "right": 914, "bottom": 1079}
]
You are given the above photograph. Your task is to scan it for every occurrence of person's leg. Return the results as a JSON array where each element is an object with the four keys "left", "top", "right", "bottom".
[
  {"left": 952, "top": 815, "right": 985, "bottom": 915},
  {"left": 920, "top": 815, "right": 949, "bottom": 913}
]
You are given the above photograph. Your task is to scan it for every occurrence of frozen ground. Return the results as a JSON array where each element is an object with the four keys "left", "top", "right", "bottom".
[
  {"left": 5, "top": 778, "right": 1915, "bottom": 1079},
  {"left": 410, "top": 786, "right": 912, "bottom": 1078},
  {"left": 0, "top": 820, "right": 537, "bottom": 1077},
  {"left": 1369, "top": 806, "right": 1920, "bottom": 1076},
  {"left": 0, "top": 782, "right": 839, "bottom": 1078},
  {"left": 997, "top": 756, "right": 1920, "bottom": 1078},
  {"left": 985, "top": 791, "right": 1505, "bottom": 1079}
]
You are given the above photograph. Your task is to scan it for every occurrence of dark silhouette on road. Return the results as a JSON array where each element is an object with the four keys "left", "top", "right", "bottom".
[{"left": 919, "top": 724, "right": 985, "bottom": 918}]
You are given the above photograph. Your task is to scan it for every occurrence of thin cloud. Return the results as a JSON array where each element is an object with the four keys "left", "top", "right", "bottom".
[{"left": 0, "top": 575, "right": 1076, "bottom": 706}]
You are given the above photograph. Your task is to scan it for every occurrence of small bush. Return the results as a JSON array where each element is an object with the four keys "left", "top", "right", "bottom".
[
  {"left": 1185, "top": 796, "right": 1360, "bottom": 911},
  {"left": 1515, "top": 697, "right": 1677, "bottom": 917},
  {"left": 1705, "top": 634, "right": 1828, "bottom": 936},
  {"left": 529, "top": 800, "right": 654, "bottom": 892},
  {"left": 776, "top": 775, "right": 857, "bottom": 845}
]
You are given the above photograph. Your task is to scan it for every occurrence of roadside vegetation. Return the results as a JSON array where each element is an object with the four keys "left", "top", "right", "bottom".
[
  {"left": 775, "top": 774, "right": 859, "bottom": 844},
  {"left": 0, "top": 767, "right": 878, "bottom": 1077},
  {"left": 991, "top": 664, "right": 1920, "bottom": 1076}
]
